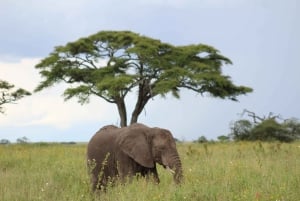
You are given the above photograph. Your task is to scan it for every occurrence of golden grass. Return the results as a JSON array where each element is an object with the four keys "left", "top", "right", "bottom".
[{"left": 0, "top": 142, "right": 299, "bottom": 201}]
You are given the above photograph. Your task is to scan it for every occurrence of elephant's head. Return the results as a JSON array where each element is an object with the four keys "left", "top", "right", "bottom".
[{"left": 117, "top": 123, "right": 183, "bottom": 183}]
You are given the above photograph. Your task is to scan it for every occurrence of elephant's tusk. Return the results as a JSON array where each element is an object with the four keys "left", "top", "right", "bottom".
[{"left": 166, "top": 166, "right": 175, "bottom": 174}]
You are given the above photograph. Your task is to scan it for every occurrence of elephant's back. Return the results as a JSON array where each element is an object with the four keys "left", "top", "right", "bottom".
[{"left": 87, "top": 125, "right": 119, "bottom": 161}]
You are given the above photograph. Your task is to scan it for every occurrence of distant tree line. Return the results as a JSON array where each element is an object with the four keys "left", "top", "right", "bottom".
[
  {"left": 0, "top": 137, "right": 77, "bottom": 145},
  {"left": 0, "top": 136, "right": 28, "bottom": 145},
  {"left": 194, "top": 135, "right": 229, "bottom": 143}
]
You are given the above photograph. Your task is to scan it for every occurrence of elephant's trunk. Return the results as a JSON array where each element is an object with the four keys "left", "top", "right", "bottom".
[
  {"left": 173, "top": 160, "right": 183, "bottom": 184},
  {"left": 168, "top": 154, "right": 183, "bottom": 184}
]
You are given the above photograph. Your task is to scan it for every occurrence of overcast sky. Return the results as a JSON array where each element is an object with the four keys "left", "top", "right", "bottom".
[{"left": 0, "top": 0, "right": 299, "bottom": 142}]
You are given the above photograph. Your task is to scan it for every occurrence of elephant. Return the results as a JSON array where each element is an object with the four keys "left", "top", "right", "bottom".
[{"left": 86, "top": 123, "right": 183, "bottom": 191}]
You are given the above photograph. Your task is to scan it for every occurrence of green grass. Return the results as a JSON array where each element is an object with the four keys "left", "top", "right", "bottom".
[{"left": 1, "top": 142, "right": 299, "bottom": 201}]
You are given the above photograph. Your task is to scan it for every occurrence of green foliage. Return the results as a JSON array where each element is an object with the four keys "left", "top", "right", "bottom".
[
  {"left": 230, "top": 119, "right": 254, "bottom": 141},
  {"left": 35, "top": 30, "right": 252, "bottom": 126},
  {"left": 282, "top": 118, "right": 300, "bottom": 139},
  {"left": 251, "top": 119, "right": 291, "bottom": 142},
  {"left": 0, "top": 139, "right": 10, "bottom": 145},
  {"left": 0, "top": 80, "right": 31, "bottom": 114},
  {"left": 217, "top": 135, "right": 230, "bottom": 142},
  {"left": 195, "top": 135, "right": 208, "bottom": 143},
  {"left": 16, "top": 136, "right": 30, "bottom": 144},
  {"left": 1, "top": 142, "right": 300, "bottom": 201},
  {"left": 230, "top": 117, "right": 300, "bottom": 142}
]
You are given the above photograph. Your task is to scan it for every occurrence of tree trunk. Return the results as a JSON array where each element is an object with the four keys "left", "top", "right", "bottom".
[
  {"left": 130, "top": 111, "right": 139, "bottom": 125},
  {"left": 116, "top": 99, "right": 127, "bottom": 127},
  {"left": 130, "top": 99, "right": 148, "bottom": 125},
  {"left": 130, "top": 80, "right": 153, "bottom": 125}
]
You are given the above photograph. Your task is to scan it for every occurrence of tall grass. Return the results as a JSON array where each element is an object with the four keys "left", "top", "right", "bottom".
[{"left": 0, "top": 142, "right": 299, "bottom": 201}]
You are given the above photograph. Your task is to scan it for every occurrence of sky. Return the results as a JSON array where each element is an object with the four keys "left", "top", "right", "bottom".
[{"left": 0, "top": 0, "right": 299, "bottom": 142}]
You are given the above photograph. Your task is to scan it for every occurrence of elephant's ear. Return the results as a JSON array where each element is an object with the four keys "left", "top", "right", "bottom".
[{"left": 118, "top": 130, "right": 154, "bottom": 168}]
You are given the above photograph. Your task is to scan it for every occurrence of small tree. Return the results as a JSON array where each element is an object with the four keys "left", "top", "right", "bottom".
[
  {"left": 217, "top": 135, "right": 230, "bottom": 142},
  {"left": 0, "top": 139, "right": 10, "bottom": 145},
  {"left": 282, "top": 118, "right": 300, "bottom": 140},
  {"left": 16, "top": 136, "right": 29, "bottom": 144},
  {"left": 35, "top": 30, "right": 252, "bottom": 127},
  {"left": 0, "top": 80, "right": 31, "bottom": 114},
  {"left": 196, "top": 135, "right": 208, "bottom": 143},
  {"left": 250, "top": 119, "right": 293, "bottom": 142},
  {"left": 230, "top": 119, "right": 253, "bottom": 141}
]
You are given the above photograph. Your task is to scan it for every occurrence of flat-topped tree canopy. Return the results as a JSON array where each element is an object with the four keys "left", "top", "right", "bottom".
[{"left": 35, "top": 30, "right": 252, "bottom": 127}]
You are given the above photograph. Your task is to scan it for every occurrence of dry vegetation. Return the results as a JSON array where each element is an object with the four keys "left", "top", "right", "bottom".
[{"left": 1, "top": 142, "right": 299, "bottom": 201}]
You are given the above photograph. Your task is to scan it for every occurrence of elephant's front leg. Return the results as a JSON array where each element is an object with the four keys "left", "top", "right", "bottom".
[
  {"left": 116, "top": 156, "right": 138, "bottom": 183},
  {"left": 150, "top": 167, "right": 160, "bottom": 183},
  {"left": 141, "top": 165, "right": 160, "bottom": 183}
]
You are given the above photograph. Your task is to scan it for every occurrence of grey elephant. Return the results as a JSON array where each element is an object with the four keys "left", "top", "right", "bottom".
[{"left": 86, "top": 123, "right": 183, "bottom": 191}]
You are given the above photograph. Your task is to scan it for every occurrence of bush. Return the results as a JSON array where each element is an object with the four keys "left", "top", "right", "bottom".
[
  {"left": 0, "top": 139, "right": 10, "bottom": 145},
  {"left": 283, "top": 118, "right": 300, "bottom": 140},
  {"left": 250, "top": 119, "right": 294, "bottom": 142},
  {"left": 195, "top": 136, "right": 208, "bottom": 143},
  {"left": 230, "top": 117, "right": 300, "bottom": 142},
  {"left": 16, "top": 137, "right": 29, "bottom": 144},
  {"left": 217, "top": 135, "right": 230, "bottom": 142},
  {"left": 230, "top": 119, "right": 253, "bottom": 141}
]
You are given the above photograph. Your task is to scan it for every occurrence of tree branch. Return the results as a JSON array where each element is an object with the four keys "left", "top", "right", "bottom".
[{"left": 90, "top": 89, "right": 116, "bottom": 103}]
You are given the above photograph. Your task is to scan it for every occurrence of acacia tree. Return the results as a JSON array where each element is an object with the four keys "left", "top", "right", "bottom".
[
  {"left": 35, "top": 31, "right": 252, "bottom": 127},
  {"left": 229, "top": 110, "right": 300, "bottom": 142},
  {"left": 0, "top": 80, "right": 31, "bottom": 114}
]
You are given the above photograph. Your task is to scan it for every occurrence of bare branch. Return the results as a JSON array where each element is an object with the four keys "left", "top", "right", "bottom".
[
  {"left": 239, "top": 109, "right": 283, "bottom": 124},
  {"left": 239, "top": 109, "right": 265, "bottom": 123}
]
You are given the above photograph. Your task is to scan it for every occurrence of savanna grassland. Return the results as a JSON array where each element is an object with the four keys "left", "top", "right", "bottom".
[{"left": 1, "top": 142, "right": 299, "bottom": 201}]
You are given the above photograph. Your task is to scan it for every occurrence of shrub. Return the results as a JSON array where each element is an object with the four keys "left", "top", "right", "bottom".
[
  {"left": 0, "top": 139, "right": 10, "bottom": 145},
  {"left": 230, "top": 116, "right": 300, "bottom": 142}
]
